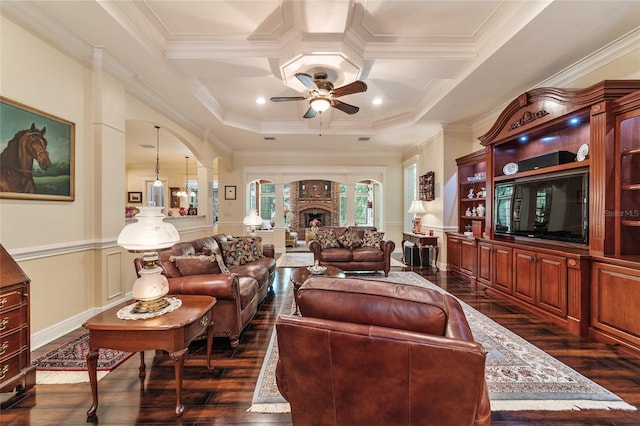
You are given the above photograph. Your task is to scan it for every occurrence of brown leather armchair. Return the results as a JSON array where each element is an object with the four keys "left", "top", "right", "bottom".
[{"left": 276, "top": 277, "right": 491, "bottom": 426}]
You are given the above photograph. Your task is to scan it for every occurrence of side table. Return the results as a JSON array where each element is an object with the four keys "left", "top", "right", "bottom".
[
  {"left": 402, "top": 232, "right": 439, "bottom": 269},
  {"left": 82, "top": 295, "right": 216, "bottom": 418}
]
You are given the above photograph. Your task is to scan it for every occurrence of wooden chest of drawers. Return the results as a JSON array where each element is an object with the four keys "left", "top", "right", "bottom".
[{"left": 0, "top": 244, "right": 36, "bottom": 394}]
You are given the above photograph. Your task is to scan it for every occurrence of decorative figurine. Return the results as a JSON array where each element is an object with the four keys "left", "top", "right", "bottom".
[
  {"left": 472, "top": 207, "right": 477, "bottom": 216},
  {"left": 468, "top": 188, "right": 475, "bottom": 199},
  {"left": 465, "top": 207, "right": 472, "bottom": 216}
]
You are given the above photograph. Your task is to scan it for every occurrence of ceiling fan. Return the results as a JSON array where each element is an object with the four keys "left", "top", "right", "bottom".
[{"left": 271, "top": 72, "right": 367, "bottom": 118}]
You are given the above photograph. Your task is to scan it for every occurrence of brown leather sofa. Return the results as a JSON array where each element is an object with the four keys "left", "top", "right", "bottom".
[
  {"left": 276, "top": 277, "right": 491, "bottom": 426},
  {"left": 134, "top": 234, "right": 275, "bottom": 347},
  {"left": 308, "top": 226, "right": 395, "bottom": 276}
]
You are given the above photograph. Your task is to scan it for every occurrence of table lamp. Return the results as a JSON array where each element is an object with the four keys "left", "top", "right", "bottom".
[
  {"left": 408, "top": 200, "right": 427, "bottom": 234},
  {"left": 243, "top": 210, "right": 264, "bottom": 234},
  {"left": 117, "top": 203, "right": 180, "bottom": 313}
]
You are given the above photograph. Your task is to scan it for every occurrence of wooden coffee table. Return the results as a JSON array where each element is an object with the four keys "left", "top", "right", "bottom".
[
  {"left": 290, "top": 265, "right": 345, "bottom": 315},
  {"left": 82, "top": 295, "right": 216, "bottom": 418}
]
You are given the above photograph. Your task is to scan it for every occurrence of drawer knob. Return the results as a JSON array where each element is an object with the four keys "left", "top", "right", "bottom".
[
  {"left": 0, "top": 298, "right": 7, "bottom": 309},
  {"left": 0, "top": 318, "right": 8, "bottom": 331},
  {"left": 0, "top": 341, "right": 7, "bottom": 356}
]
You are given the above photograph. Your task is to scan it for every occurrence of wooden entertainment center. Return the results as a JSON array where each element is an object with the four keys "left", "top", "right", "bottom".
[{"left": 447, "top": 80, "right": 640, "bottom": 355}]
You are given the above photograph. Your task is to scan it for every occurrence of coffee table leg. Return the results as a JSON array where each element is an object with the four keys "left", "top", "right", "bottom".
[
  {"left": 169, "top": 348, "right": 188, "bottom": 416},
  {"left": 86, "top": 349, "right": 99, "bottom": 418},
  {"left": 138, "top": 351, "right": 146, "bottom": 379}
]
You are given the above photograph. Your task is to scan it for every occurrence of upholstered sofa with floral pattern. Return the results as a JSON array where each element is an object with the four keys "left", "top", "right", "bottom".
[
  {"left": 134, "top": 234, "right": 275, "bottom": 347},
  {"left": 308, "top": 226, "right": 395, "bottom": 276}
]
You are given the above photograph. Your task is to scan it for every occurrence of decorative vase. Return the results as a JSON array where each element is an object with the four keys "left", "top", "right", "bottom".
[{"left": 477, "top": 204, "right": 485, "bottom": 217}]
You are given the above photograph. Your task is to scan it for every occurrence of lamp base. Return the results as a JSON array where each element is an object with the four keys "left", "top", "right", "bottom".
[
  {"left": 131, "top": 296, "right": 170, "bottom": 314},
  {"left": 412, "top": 217, "right": 423, "bottom": 234}
]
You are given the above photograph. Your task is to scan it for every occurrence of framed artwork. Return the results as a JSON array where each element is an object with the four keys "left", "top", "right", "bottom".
[
  {"left": 225, "top": 185, "right": 236, "bottom": 200},
  {"left": 0, "top": 97, "right": 75, "bottom": 201},
  {"left": 128, "top": 191, "right": 142, "bottom": 203},
  {"left": 420, "top": 171, "right": 435, "bottom": 201},
  {"left": 299, "top": 180, "right": 331, "bottom": 200}
]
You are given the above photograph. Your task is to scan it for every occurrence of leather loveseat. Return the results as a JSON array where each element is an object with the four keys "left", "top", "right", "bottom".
[
  {"left": 276, "top": 277, "right": 491, "bottom": 426},
  {"left": 308, "top": 226, "right": 395, "bottom": 276},
  {"left": 134, "top": 234, "right": 275, "bottom": 347}
]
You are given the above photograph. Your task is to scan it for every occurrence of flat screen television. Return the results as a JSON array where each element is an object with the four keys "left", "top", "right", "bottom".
[{"left": 494, "top": 170, "right": 588, "bottom": 244}]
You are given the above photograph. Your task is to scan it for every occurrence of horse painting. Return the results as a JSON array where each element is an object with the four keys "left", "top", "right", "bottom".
[{"left": 0, "top": 123, "right": 52, "bottom": 193}]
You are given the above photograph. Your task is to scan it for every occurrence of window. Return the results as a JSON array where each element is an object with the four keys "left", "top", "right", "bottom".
[
  {"left": 355, "top": 183, "right": 372, "bottom": 225},
  {"left": 260, "top": 183, "right": 275, "bottom": 221},
  {"left": 405, "top": 163, "right": 417, "bottom": 231}
]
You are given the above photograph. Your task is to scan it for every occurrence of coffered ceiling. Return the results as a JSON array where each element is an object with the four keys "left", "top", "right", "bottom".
[{"left": 3, "top": 1, "right": 639, "bottom": 167}]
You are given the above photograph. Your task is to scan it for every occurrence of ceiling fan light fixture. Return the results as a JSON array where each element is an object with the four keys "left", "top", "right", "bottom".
[{"left": 310, "top": 97, "right": 331, "bottom": 112}]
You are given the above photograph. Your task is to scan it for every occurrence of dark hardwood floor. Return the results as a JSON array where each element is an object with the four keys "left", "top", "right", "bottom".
[{"left": 2, "top": 258, "right": 640, "bottom": 425}]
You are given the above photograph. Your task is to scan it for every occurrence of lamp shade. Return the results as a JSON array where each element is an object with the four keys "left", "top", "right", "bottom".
[
  {"left": 117, "top": 206, "right": 180, "bottom": 252},
  {"left": 310, "top": 97, "right": 331, "bottom": 112},
  {"left": 243, "top": 210, "right": 264, "bottom": 227},
  {"left": 407, "top": 200, "right": 427, "bottom": 214}
]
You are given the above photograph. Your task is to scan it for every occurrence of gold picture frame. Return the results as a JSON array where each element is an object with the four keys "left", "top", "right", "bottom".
[{"left": 0, "top": 97, "right": 75, "bottom": 201}]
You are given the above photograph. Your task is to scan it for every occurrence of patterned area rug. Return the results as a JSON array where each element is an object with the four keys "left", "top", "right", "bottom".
[
  {"left": 249, "top": 272, "right": 636, "bottom": 413},
  {"left": 32, "top": 333, "right": 134, "bottom": 384},
  {"left": 275, "top": 252, "right": 404, "bottom": 268}
]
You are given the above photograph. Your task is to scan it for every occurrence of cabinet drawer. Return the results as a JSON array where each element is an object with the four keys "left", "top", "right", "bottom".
[
  {"left": 0, "top": 290, "right": 24, "bottom": 313},
  {"left": 184, "top": 310, "right": 213, "bottom": 343},
  {"left": 0, "top": 348, "right": 28, "bottom": 383},
  {"left": 0, "top": 305, "right": 28, "bottom": 335},
  {"left": 0, "top": 327, "right": 27, "bottom": 361}
]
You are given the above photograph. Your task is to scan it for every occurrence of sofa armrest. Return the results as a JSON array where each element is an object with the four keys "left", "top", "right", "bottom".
[
  {"left": 167, "top": 273, "right": 240, "bottom": 300},
  {"left": 309, "top": 240, "right": 322, "bottom": 256},
  {"left": 263, "top": 243, "right": 275, "bottom": 259}
]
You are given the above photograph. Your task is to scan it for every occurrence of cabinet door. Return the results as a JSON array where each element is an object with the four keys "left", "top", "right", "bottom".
[
  {"left": 513, "top": 249, "right": 536, "bottom": 303},
  {"left": 494, "top": 246, "right": 513, "bottom": 294},
  {"left": 460, "top": 239, "right": 477, "bottom": 276},
  {"left": 536, "top": 253, "right": 567, "bottom": 317},
  {"left": 447, "top": 236, "right": 461, "bottom": 271},
  {"left": 477, "top": 242, "right": 492, "bottom": 286}
]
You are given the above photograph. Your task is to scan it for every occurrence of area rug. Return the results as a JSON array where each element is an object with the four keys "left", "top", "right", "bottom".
[
  {"left": 275, "top": 252, "right": 404, "bottom": 268},
  {"left": 32, "top": 333, "right": 133, "bottom": 384},
  {"left": 249, "top": 271, "right": 636, "bottom": 413}
]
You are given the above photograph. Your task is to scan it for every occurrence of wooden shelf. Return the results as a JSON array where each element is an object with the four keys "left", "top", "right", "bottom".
[
  {"left": 621, "top": 147, "right": 640, "bottom": 156},
  {"left": 622, "top": 183, "right": 640, "bottom": 191},
  {"left": 494, "top": 160, "right": 589, "bottom": 182},
  {"left": 622, "top": 220, "right": 640, "bottom": 227},
  {"left": 461, "top": 197, "right": 486, "bottom": 202}
]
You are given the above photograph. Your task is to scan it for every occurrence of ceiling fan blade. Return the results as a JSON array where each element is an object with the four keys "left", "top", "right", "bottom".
[
  {"left": 295, "top": 73, "right": 316, "bottom": 90},
  {"left": 303, "top": 106, "right": 317, "bottom": 119},
  {"left": 332, "top": 100, "right": 359, "bottom": 115},
  {"left": 270, "top": 96, "right": 306, "bottom": 102},
  {"left": 331, "top": 80, "right": 367, "bottom": 98}
]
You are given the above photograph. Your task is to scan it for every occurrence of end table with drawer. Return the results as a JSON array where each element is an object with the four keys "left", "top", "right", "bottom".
[
  {"left": 402, "top": 232, "right": 439, "bottom": 269},
  {"left": 82, "top": 295, "right": 216, "bottom": 418}
]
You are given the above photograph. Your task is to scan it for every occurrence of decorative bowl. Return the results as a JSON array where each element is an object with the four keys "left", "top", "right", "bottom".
[{"left": 307, "top": 265, "right": 327, "bottom": 274}]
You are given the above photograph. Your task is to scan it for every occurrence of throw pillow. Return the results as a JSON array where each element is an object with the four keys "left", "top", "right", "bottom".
[
  {"left": 338, "top": 228, "right": 363, "bottom": 250},
  {"left": 362, "top": 230, "right": 385, "bottom": 249},
  {"left": 199, "top": 240, "right": 230, "bottom": 273},
  {"left": 170, "top": 254, "right": 221, "bottom": 276},
  {"left": 316, "top": 228, "right": 340, "bottom": 249},
  {"left": 221, "top": 236, "right": 264, "bottom": 266}
]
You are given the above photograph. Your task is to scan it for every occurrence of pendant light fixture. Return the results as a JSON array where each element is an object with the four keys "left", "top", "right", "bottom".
[
  {"left": 153, "top": 126, "right": 162, "bottom": 187},
  {"left": 177, "top": 156, "right": 196, "bottom": 198}
]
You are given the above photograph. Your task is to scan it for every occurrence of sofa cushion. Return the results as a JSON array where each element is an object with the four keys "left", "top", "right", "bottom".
[
  {"left": 170, "top": 254, "right": 222, "bottom": 276},
  {"left": 316, "top": 228, "right": 340, "bottom": 249},
  {"left": 362, "top": 229, "right": 385, "bottom": 249},
  {"left": 221, "top": 236, "right": 264, "bottom": 266},
  {"left": 352, "top": 246, "right": 385, "bottom": 262},
  {"left": 319, "top": 247, "right": 353, "bottom": 262},
  {"left": 338, "top": 228, "right": 363, "bottom": 250}
]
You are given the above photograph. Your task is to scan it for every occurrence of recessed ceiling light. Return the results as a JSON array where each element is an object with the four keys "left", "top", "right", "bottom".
[
  {"left": 256, "top": 97, "right": 266, "bottom": 104},
  {"left": 372, "top": 98, "right": 382, "bottom": 105}
]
